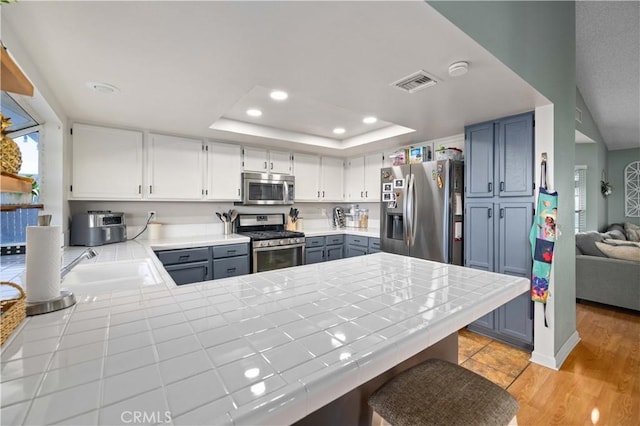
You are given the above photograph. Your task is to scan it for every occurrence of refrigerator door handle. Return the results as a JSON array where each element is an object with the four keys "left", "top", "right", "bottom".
[
  {"left": 407, "top": 173, "right": 417, "bottom": 246},
  {"left": 403, "top": 173, "right": 411, "bottom": 247}
]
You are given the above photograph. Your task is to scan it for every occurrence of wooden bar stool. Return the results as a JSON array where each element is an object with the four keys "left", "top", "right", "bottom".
[{"left": 369, "top": 359, "right": 519, "bottom": 426}]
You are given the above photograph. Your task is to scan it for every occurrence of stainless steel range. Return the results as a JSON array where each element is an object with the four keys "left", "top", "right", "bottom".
[{"left": 236, "top": 213, "right": 305, "bottom": 273}]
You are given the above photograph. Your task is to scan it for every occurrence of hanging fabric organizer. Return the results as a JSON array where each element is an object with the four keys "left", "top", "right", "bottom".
[{"left": 529, "top": 154, "right": 558, "bottom": 327}]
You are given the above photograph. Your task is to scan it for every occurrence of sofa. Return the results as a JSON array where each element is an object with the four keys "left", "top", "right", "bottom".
[{"left": 575, "top": 223, "right": 640, "bottom": 311}]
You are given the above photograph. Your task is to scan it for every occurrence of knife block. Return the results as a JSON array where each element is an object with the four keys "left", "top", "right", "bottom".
[{"left": 286, "top": 217, "right": 297, "bottom": 231}]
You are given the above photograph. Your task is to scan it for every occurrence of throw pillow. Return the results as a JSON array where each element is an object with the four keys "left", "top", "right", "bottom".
[
  {"left": 601, "top": 238, "right": 640, "bottom": 248},
  {"left": 595, "top": 241, "right": 640, "bottom": 262},
  {"left": 575, "top": 231, "right": 606, "bottom": 256},
  {"left": 624, "top": 223, "right": 640, "bottom": 242},
  {"left": 604, "top": 229, "right": 626, "bottom": 240}
]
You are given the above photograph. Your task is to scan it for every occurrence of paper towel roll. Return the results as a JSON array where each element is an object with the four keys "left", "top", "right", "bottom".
[{"left": 26, "top": 226, "right": 62, "bottom": 302}]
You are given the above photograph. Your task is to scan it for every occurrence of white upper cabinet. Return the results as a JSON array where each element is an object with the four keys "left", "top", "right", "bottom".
[
  {"left": 207, "top": 142, "right": 242, "bottom": 200},
  {"left": 345, "top": 156, "right": 365, "bottom": 201},
  {"left": 243, "top": 147, "right": 291, "bottom": 174},
  {"left": 147, "top": 133, "right": 204, "bottom": 200},
  {"left": 292, "top": 152, "right": 321, "bottom": 201},
  {"left": 364, "top": 153, "right": 384, "bottom": 201},
  {"left": 320, "top": 156, "right": 344, "bottom": 202},
  {"left": 345, "top": 153, "right": 383, "bottom": 202},
  {"left": 71, "top": 124, "right": 143, "bottom": 199}
]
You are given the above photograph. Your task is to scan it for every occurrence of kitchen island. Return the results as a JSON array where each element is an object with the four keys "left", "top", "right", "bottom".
[{"left": 0, "top": 240, "right": 528, "bottom": 425}]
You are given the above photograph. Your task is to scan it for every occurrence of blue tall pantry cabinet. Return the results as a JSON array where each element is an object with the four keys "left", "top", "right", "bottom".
[{"left": 464, "top": 112, "right": 535, "bottom": 350}]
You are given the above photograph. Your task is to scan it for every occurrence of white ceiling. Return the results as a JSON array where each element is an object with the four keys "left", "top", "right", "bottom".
[
  {"left": 576, "top": 1, "right": 640, "bottom": 151},
  {"left": 2, "top": 1, "right": 550, "bottom": 157}
]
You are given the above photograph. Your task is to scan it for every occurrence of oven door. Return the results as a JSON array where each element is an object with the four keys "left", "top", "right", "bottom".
[{"left": 252, "top": 243, "right": 305, "bottom": 273}]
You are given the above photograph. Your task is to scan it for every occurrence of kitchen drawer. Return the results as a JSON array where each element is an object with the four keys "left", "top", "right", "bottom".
[
  {"left": 325, "top": 235, "right": 344, "bottom": 246},
  {"left": 165, "top": 261, "right": 211, "bottom": 285},
  {"left": 213, "top": 255, "right": 249, "bottom": 279},
  {"left": 346, "top": 235, "right": 368, "bottom": 247},
  {"left": 306, "top": 236, "right": 324, "bottom": 248},
  {"left": 156, "top": 247, "right": 210, "bottom": 265},
  {"left": 212, "top": 243, "right": 249, "bottom": 259},
  {"left": 368, "top": 238, "right": 380, "bottom": 250}
]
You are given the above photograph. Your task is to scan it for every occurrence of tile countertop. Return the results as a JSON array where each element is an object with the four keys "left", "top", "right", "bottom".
[{"left": 0, "top": 245, "right": 529, "bottom": 426}]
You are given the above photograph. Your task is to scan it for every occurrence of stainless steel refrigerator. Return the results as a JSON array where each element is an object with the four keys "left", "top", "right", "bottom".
[{"left": 380, "top": 160, "right": 464, "bottom": 264}]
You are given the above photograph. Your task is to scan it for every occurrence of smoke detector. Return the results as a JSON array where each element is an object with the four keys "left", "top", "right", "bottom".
[
  {"left": 448, "top": 61, "right": 469, "bottom": 77},
  {"left": 86, "top": 81, "right": 120, "bottom": 94},
  {"left": 391, "top": 70, "right": 438, "bottom": 94}
]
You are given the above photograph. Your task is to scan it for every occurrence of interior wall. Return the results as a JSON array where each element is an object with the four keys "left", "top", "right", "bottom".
[
  {"left": 575, "top": 88, "right": 608, "bottom": 231},
  {"left": 69, "top": 200, "right": 381, "bottom": 228},
  {"left": 428, "top": 0, "right": 577, "bottom": 367},
  {"left": 607, "top": 148, "right": 640, "bottom": 226}
]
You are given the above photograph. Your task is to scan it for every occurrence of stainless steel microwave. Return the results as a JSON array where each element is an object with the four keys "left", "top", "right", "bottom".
[{"left": 241, "top": 172, "right": 295, "bottom": 205}]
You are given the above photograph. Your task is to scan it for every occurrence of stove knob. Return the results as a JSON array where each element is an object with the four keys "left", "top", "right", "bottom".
[
  {"left": 280, "top": 239, "right": 286, "bottom": 245},
  {"left": 295, "top": 238, "right": 301, "bottom": 243},
  {"left": 270, "top": 240, "right": 278, "bottom": 246}
]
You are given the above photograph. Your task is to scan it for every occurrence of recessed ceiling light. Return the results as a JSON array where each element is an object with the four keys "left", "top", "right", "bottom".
[
  {"left": 86, "top": 81, "right": 119, "bottom": 94},
  {"left": 270, "top": 90, "right": 288, "bottom": 101},
  {"left": 363, "top": 116, "right": 378, "bottom": 124},
  {"left": 246, "top": 108, "right": 262, "bottom": 117},
  {"left": 333, "top": 127, "right": 346, "bottom": 135}
]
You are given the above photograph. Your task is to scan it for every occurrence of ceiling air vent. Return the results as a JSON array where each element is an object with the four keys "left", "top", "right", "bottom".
[
  {"left": 575, "top": 107, "right": 583, "bottom": 123},
  {"left": 391, "top": 70, "right": 438, "bottom": 94}
]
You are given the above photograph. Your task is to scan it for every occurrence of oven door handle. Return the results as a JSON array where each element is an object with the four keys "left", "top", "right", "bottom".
[{"left": 253, "top": 243, "right": 306, "bottom": 252}]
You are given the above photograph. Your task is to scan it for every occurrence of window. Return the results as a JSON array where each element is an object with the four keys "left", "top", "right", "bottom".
[
  {"left": 625, "top": 161, "right": 640, "bottom": 217},
  {"left": 575, "top": 166, "right": 587, "bottom": 233}
]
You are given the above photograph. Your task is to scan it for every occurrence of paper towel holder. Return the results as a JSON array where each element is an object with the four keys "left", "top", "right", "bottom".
[{"left": 25, "top": 216, "right": 77, "bottom": 316}]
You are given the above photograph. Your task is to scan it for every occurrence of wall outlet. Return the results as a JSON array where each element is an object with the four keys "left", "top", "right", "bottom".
[{"left": 148, "top": 211, "right": 156, "bottom": 221}]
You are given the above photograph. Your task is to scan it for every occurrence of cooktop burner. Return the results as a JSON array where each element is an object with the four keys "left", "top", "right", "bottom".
[{"left": 238, "top": 230, "right": 305, "bottom": 241}]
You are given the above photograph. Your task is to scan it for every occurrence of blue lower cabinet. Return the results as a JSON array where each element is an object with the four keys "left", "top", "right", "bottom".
[
  {"left": 345, "top": 245, "right": 368, "bottom": 257},
  {"left": 368, "top": 237, "right": 380, "bottom": 254},
  {"left": 213, "top": 255, "right": 249, "bottom": 279},
  {"left": 164, "top": 261, "right": 211, "bottom": 285},
  {"left": 305, "top": 246, "right": 324, "bottom": 265},
  {"left": 325, "top": 244, "right": 344, "bottom": 261}
]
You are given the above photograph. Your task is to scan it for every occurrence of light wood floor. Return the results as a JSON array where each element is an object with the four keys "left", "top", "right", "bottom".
[{"left": 459, "top": 302, "right": 640, "bottom": 425}]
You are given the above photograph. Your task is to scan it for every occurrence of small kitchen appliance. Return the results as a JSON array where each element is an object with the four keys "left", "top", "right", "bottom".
[
  {"left": 235, "top": 213, "right": 305, "bottom": 273},
  {"left": 70, "top": 211, "right": 127, "bottom": 246}
]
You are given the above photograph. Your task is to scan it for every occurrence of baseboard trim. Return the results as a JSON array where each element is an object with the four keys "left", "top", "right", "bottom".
[{"left": 530, "top": 331, "right": 580, "bottom": 370}]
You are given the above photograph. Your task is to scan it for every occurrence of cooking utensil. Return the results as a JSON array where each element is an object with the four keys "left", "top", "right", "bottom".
[
  {"left": 216, "top": 212, "right": 225, "bottom": 222},
  {"left": 230, "top": 209, "right": 238, "bottom": 223}
]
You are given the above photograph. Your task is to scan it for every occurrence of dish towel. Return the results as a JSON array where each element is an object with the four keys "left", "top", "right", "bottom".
[{"left": 530, "top": 159, "right": 557, "bottom": 327}]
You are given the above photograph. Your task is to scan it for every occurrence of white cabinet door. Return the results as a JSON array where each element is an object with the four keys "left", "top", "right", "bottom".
[
  {"left": 147, "top": 134, "right": 204, "bottom": 200},
  {"left": 243, "top": 147, "right": 268, "bottom": 172},
  {"left": 320, "top": 156, "right": 344, "bottom": 202},
  {"left": 364, "top": 153, "right": 383, "bottom": 201},
  {"left": 292, "top": 152, "right": 320, "bottom": 201},
  {"left": 269, "top": 150, "right": 291, "bottom": 174},
  {"left": 71, "top": 124, "right": 143, "bottom": 199},
  {"left": 344, "top": 156, "right": 365, "bottom": 201},
  {"left": 208, "top": 142, "right": 242, "bottom": 200}
]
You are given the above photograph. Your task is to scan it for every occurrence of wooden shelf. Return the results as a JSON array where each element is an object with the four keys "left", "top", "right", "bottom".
[
  {"left": 1, "top": 47, "right": 34, "bottom": 97},
  {"left": 0, "top": 172, "right": 33, "bottom": 194},
  {"left": 0, "top": 204, "right": 43, "bottom": 212}
]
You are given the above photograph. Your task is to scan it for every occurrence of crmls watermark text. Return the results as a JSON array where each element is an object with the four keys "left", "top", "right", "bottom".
[{"left": 120, "top": 411, "right": 172, "bottom": 424}]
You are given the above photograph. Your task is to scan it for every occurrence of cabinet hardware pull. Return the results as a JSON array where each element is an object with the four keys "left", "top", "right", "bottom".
[
  {"left": 270, "top": 162, "right": 273, "bottom": 170},
  {"left": 238, "top": 188, "right": 240, "bottom": 196},
  {"left": 488, "top": 208, "right": 493, "bottom": 218},
  {"left": 227, "top": 250, "right": 236, "bottom": 254},
  {"left": 227, "top": 267, "right": 236, "bottom": 273},
  {"left": 361, "top": 191, "right": 364, "bottom": 198},
  {"left": 365, "top": 191, "right": 368, "bottom": 197},
  {"left": 138, "top": 185, "right": 141, "bottom": 194},
  {"left": 500, "top": 181, "right": 505, "bottom": 191},
  {"left": 204, "top": 266, "right": 208, "bottom": 276},
  {"left": 488, "top": 182, "right": 492, "bottom": 192},
  {"left": 500, "top": 208, "right": 505, "bottom": 218},
  {"left": 317, "top": 191, "right": 320, "bottom": 198},
  {"left": 322, "top": 191, "right": 325, "bottom": 198},
  {"left": 179, "top": 255, "right": 190, "bottom": 261},
  {"left": 264, "top": 161, "right": 267, "bottom": 169},
  {"left": 149, "top": 185, "right": 153, "bottom": 194}
]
